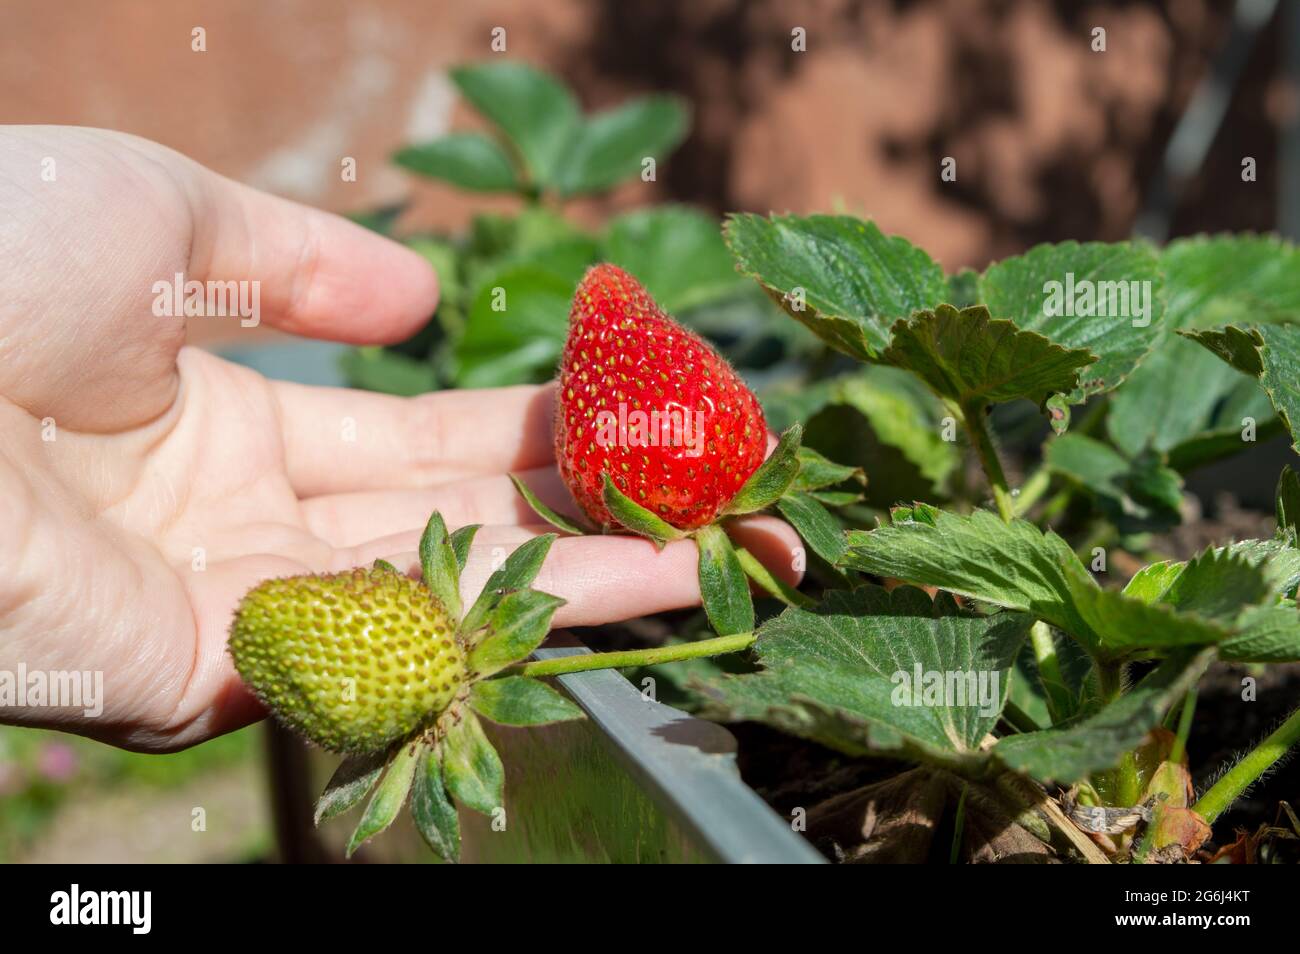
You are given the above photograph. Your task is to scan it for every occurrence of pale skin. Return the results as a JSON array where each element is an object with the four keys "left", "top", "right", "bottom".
[{"left": 0, "top": 127, "right": 802, "bottom": 752}]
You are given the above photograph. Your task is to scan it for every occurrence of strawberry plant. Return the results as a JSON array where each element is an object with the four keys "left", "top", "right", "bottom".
[
  {"left": 682, "top": 215, "right": 1300, "bottom": 862},
  {"left": 233, "top": 216, "right": 1300, "bottom": 862},
  {"left": 291, "top": 59, "right": 1300, "bottom": 863}
]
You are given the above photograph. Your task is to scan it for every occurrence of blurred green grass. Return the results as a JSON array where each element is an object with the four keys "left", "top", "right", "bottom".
[{"left": 0, "top": 724, "right": 263, "bottom": 862}]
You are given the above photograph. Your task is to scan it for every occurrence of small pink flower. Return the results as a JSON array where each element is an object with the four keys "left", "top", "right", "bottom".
[{"left": 37, "top": 743, "right": 78, "bottom": 782}]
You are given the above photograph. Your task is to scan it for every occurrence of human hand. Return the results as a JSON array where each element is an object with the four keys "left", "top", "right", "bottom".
[{"left": 0, "top": 126, "right": 801, "bottom": 751}]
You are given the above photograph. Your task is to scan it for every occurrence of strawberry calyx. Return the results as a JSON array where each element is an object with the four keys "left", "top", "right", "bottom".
[
  {"left": 231, "top": 511, "right": 582, "bottom": 863},
  {"left": 233, "top": 504, "right": 792, "bottom": 863}
]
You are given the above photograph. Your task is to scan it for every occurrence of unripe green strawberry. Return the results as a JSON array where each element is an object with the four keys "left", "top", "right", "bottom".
[{"left": 229, "top": 568, "right": 466, "bottom": 753}]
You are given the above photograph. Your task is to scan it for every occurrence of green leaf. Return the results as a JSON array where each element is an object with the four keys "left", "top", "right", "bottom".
[
  {"left": 455, "top": 264, "right": 579, "bottom": 387},
  {"left": 1156, "top": 547, "right": 1274, "bottom": 623},
  {"left": 393, "top": 134, "right": 519, "bottom": 192},
  {"left": 459, "top": 534, "right": 558, "bottom": 636},
  {"left": 340, "top": 346, "right": 439, "bottom": 397},
  {"left": 993, "top": 649, "right": 1213, "bottom": 784},
  {"left": 724, "top": 214, "right": 947, "bottom": 361},
  {"left": 776, "top": 492, "right": 847, "bottom": 567},
  {"left": 1164, "top": 407, "right": 1279, "bottom": 472},
  {"left": 604, "top": 206, "right": 744, "bottom": 313},
  {"left": 1107, "top": 338, "right": 1266, "bottom": 461},
  {"left": 841, "top": 509, "right": 1101, "bottom": 654},
  {"left": 1106, "top": 235, "right": 1299, "bottom": 459},
  {"left": 419, "top": 511, "right": 462, "bottom": 621},
  {"left": 1125, "top": 539, "right": 1300, "bottom": 607},
  {"left": 558, "top": 95, "right": 690, "bottom": 196},
  {"left": 406, "top": 237, "right": 461, "bottom": 300},
  {"left": 723, "top": 423, "right": 803, "bottom": 516},
  {"left": 601, "top": 474, "right": 686, "bottom": 546},
  {"left": 450, "top": 62, "right": 580, "bottom": 187},
  {"left": 508, "top": 474, "right": 593, "bottom": 535},
  {"left": 978, "top": 240, "right": 1164, "bottom": 402},
  {"left": 803, "top": 369, "right": 957, "bottom": 505},
  {"left": 1226, "top": 538, "right": 1300, "bottom": 598},
  {"left": 1117, "top": 541, "right": 1300, "bottom": 662},
  {"left": 1060, "top": 560, "right": 1235, "bottom": 659},
  {"left": 807, "top": 489, "right": 863, "bottom": 507},
  {"left": 468, "top": 589, "right": 565, "bottom": 677},
  {"left": 1121, "top": 561, "right": 1186, "bottom": 603},
  {"left": 1220, "top": 602, "right": 1300, "bottom": 662},
  {"left": 470, "top": 676, "right": 584, "bottom": 725},
  {"left": 1160, "top": 235, "right": 1300, "bottom": 329},
  {"left": 314, "top": 750, "right": 387, "bottom": 826},
  {"left": 695, "top": 524, "right": 755, "bottom": 636},
  {"left": 464, "top": 207, "right": 590, "bottom": 275},
  {"left": 882, "top": 304, "right": 1096, "bottom": 409},
  {"left": 372, "top": 558, "right": 399, "bottom": 575},
  {"left": 946, "top": 268, "right": 981, "bottom": 308},
  {"left": 697, "top": 586, "right": 1031, "bottom": 768},
  {"left": 442, "top": 711, "right": 504, "bottom": 816},
  {"left": 1184, "top": 323, "right": 1300, "bottom": 453},
  {"left": 1044, "top": 434, "right": 1182, "bottom": 531},
  {"left": 734, "top": 547, "right": 815, "bottom": 609},
  {"left": 449, "top": 524, "right": 480, "bottom": 573},
  {"left": 346, "top": 743, "right": 419, "bottom": 857},
  {"left": 888, "top": 501, "right": 942, "bottom": 526},
  {"left": 791, "top": 446, "right": 865, "bottom": 493},
  {"left": 1279, "top": 467, "right": 1300, "bottom": 538},
  {"left": 411, "top": 745, "right": 460, "bottom": 862}
]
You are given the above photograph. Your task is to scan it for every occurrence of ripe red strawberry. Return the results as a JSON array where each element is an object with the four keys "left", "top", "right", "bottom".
[{"left": 555, "top": 264, "right": 768, "bottom": 531}]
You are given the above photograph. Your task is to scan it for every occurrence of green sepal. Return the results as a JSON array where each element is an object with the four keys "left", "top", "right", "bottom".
[
  {"left": 314, "top": 749, "right": 388, "bottom": 826},
  {"left": 449, "top": 524, "right": 481, "bottom": 573},
  {"left": 807, "top": 489, "right": 864, "bottom": 507},
  {"left": 345, "top": 743, "right": 419, "bottom": 857},
  {"left": 471, "top": 676, "right": 584, "bottom": 725},
  {"left": 460, "top": 533, "right": 558, "bottom": 637},
  {"left": 723, "top": 423, "right": 803, "bottom": 515},
  {"left": 468, "top": 589, "right": 566, "bottom": 677},
  {"left": 601, "top": 474, "right": 686, "bottom": 548},
  {"left": 372, "top": 558, "right": 400, "bottom": 575},
  {"left": 776, "top": 492, "right": 848, "bottom": 567},
  {"left": 695, "top": 523, "right": 755, "bottom": 636},
  {"left": 735, "top": 547, "right": 814, "bottom": 608},
  {"left": 411, "top": 743, "right": 460, "bottom": 863},
  {"left": 509, "top": 473, "right": 594, "bottom": 535},
  {"left": 442, "top": 711, "right": 505, "bottom": 816},
  {"left": 791, "top": 445, "right": 865, "bottom": 493},
  {"left": 418, "top": 511, "right": 463, "bottom": 620}
]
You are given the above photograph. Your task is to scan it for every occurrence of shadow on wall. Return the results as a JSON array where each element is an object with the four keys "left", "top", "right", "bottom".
[
  {"left": 1, "top": 1, "right": 1285, "bottom": 272},
  {"left": 566, "top": 0, "right": 1286, "bottom": 267}
]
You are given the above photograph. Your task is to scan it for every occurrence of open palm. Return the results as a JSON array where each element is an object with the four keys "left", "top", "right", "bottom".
[{"left": 0, "top": 127, "right": 800, "bottom": 751}]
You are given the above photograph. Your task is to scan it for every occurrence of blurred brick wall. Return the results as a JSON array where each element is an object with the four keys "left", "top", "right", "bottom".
[
  {"left": 0, "top": 1, "right": 593, "bottom": 221},
  {"left": 2, "top": 0, "right": 1288, "bottom": 347}
]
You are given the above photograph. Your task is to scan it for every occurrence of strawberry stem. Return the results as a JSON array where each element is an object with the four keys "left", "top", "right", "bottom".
[
  {"left": 955, "top": 398, "right": 1015, "bottom": 522},
  {"left": 510, "top": 632, "right": 757, "bottom": 678},
  {"left": 1193, "top": 704, "right": 1300, "bottom": 824},
  {"left": 1028, "top": 620, "right": 1071, "bottom": 724}
]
